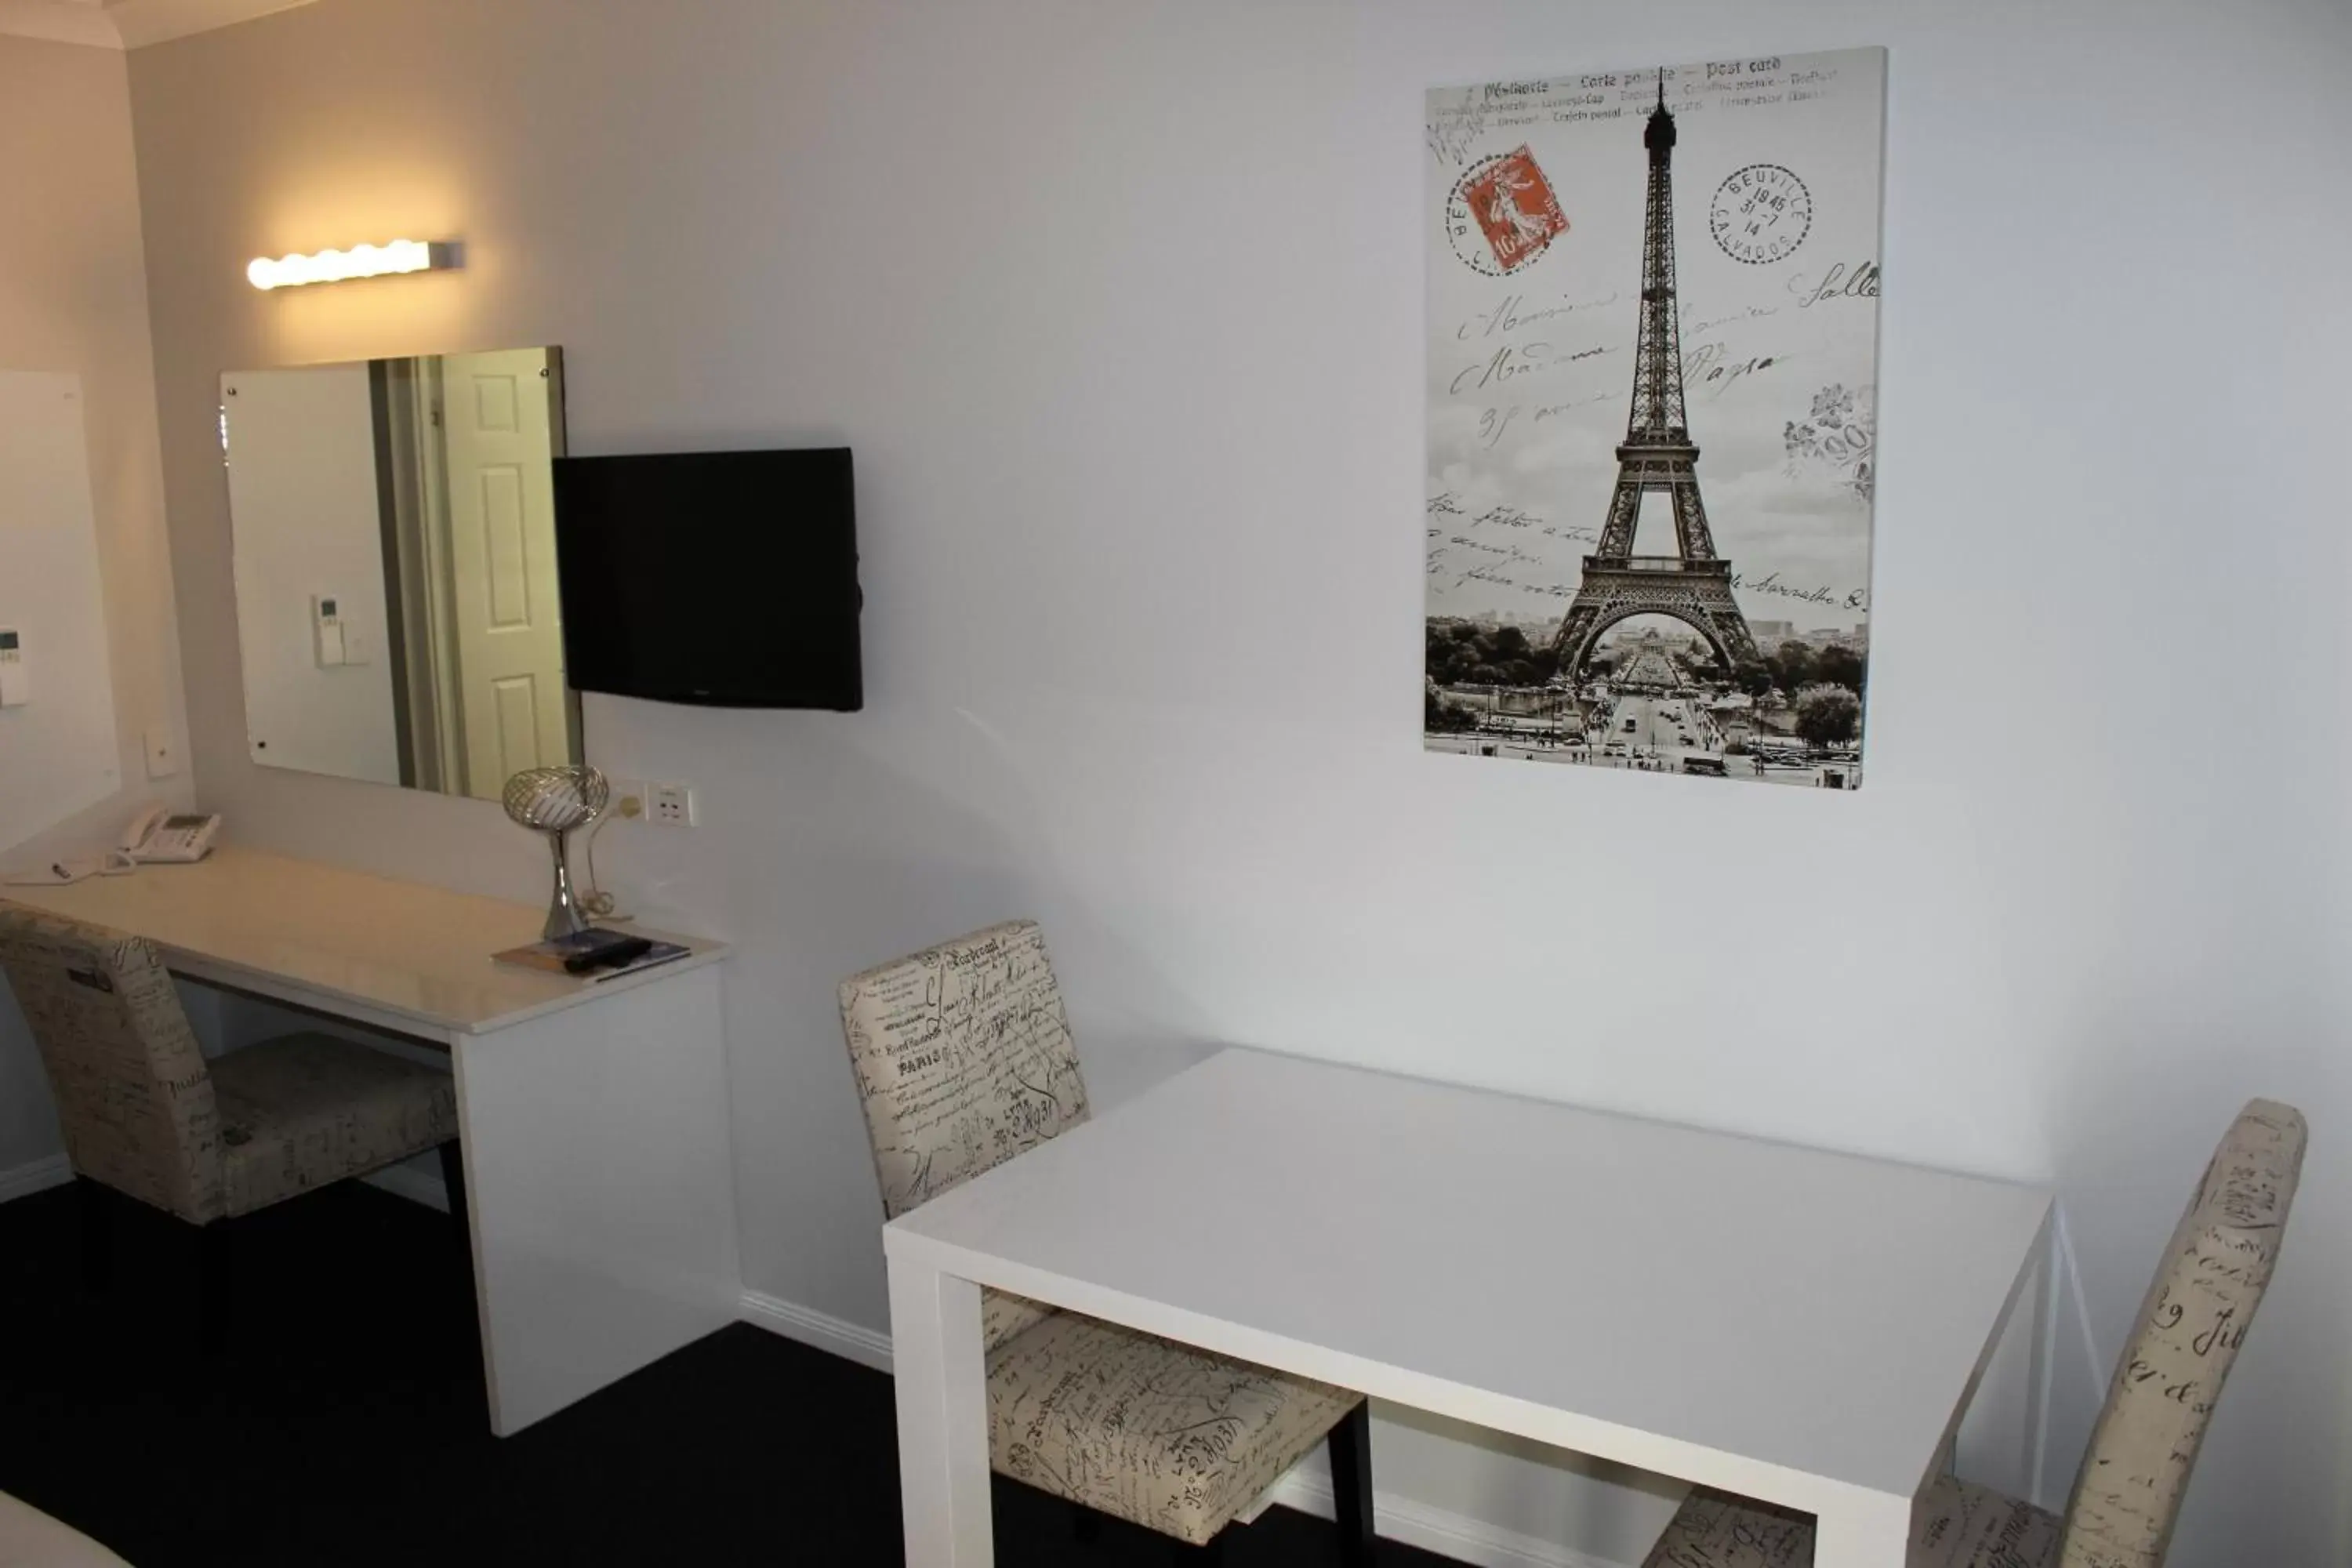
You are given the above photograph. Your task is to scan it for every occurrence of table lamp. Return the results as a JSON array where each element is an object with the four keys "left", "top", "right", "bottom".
[{"left": 502, "top": 764, "right": 610, "bottom": 940}]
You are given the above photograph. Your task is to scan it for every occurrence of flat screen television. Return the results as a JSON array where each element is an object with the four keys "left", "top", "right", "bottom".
[{"left": 553, "top": 447, "right": 862, "bottom": 710}]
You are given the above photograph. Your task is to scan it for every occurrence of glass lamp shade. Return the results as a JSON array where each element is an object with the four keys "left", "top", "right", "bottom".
[{"left": 502, "top": 765, "right": 611, "bottom": 939}]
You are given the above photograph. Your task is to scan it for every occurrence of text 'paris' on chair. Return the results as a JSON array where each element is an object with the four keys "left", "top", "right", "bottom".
[
  {"left": 1640, "top": 1098, "right": 2306, "bottom": 1568},
  {"left": 0, "top": 906, "right": 470, "bottom": 1345},
  {"left": 839, "top": 920, "right": 1377, "bottom": 1565}
]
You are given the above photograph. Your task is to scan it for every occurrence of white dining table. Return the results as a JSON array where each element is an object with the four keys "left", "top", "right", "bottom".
[{"left": 884, "top": 1047, "right": 2053, "bottom": 1566}]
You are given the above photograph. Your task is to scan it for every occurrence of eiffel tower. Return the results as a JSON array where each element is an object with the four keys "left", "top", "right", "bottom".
[{"left": 1552, "top": 72, "right": 1758, "bottom": 677}]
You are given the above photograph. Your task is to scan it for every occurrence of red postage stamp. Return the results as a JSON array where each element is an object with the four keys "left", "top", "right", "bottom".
[{"left": 1458, "top": 146, "right": 1567, "bottom": 274}]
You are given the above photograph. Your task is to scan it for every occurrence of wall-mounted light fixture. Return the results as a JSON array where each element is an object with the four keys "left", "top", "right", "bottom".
[{"left": 245, "top": 240, "right": 460, "bottom": 291}]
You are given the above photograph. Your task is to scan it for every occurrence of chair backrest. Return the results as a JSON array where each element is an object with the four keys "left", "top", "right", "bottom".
[
  {"left": 2059, "top": 1099, "right": 2306, "bottom": 1568},
  {"left": 0, "top": 907, "right": 223, "bottom": 1223},
  {"left": 837, "top": 919, "right": 1089, "bottom": 1220}
]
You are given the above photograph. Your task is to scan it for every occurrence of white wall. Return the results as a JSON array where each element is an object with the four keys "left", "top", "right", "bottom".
[
  {"left": 0, "top": 371, "right": 122, "bottom": 850},
  {"left": 220, "top": 359, "right": 401, "bottom": 786},
  {"left": 0, "top": 32, "right": 189, "bottom": 1178},
  {"left": 122, "top": 2, "right": 2352, "bottom": 1563}
]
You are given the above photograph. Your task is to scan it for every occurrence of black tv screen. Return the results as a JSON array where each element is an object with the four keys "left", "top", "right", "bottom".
[{"left": 553, "top": 448, "right": 862, "bottom": 710}]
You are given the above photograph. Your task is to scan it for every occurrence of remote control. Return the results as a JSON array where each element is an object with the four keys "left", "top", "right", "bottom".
[{"left": 562, "top": 935, "right": 655, "bottom": 975}]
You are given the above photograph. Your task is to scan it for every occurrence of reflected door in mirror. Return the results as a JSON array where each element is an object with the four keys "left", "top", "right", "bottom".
[
  {"left": 222, "top": 347, "right": 576, "bottom": 799},
  {"left": 439, "top": 349, "right": 569, "bottom": 798}
]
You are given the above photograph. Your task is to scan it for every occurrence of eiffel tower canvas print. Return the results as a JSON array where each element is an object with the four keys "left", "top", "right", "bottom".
[{"left": 1426, "top": 48, "right": 1885, "bottom": 789}]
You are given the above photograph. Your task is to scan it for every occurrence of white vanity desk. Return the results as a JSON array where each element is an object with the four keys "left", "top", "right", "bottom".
[{"left": 1, "top": 844, "right": 739, "bottom": 1436}]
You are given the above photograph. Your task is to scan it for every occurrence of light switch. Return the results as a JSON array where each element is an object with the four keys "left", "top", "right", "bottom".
[
  {"left": 312, "top": 594, "right": 347, "bottom": 667},
  {"left": 144, "top": 727, "right": 179, "bottom": 779},
  {"left": 0, "top": 627, "right": 27, "bottom": 707}
]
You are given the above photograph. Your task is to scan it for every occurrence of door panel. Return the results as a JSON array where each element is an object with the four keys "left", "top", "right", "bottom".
[
  {"left": 440, "top": 347, "right": 568, "bottom": 800},
  {"left": 491, "top": 675, "right": 543, "bottom": 782}
]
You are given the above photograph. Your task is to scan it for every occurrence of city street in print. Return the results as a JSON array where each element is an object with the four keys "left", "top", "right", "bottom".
[{"left": 1426, "top": 48, "right": 1884, "bottom": 789}]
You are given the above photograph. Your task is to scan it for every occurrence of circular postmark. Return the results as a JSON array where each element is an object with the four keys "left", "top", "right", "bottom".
[
  {"left": 1446, "top": 146, "right": 1569, "bottom": 277},
  {"left": 1708, "top": 163, "right": 1813, "bottom": 266}
]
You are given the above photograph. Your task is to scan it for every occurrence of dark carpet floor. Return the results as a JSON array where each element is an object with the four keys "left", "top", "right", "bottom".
[{"left": 0, "top": 1180, "right": 1451, "bottom": 1566}]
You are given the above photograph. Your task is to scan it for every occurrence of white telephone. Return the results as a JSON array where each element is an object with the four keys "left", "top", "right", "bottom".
[{"left": 119, "top": 804, "right": 222, "bottom": 864}]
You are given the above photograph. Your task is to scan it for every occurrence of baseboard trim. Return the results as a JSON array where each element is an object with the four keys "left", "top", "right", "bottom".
[
  {"left": 361, "top": 1163, "right": 448, "bottom": 1214},
  {"left": 2, "top": 1156, "right": 452, "bottom": 1215},
  {"left": 0, "top": 1154, "right": 71, "bottom": 1204},
  {"left": 738, "top": 1288, "right": 895, "bottom": 1374},
  {"left": 1271, "top": 1468, "right": 1630, "bottom": 1568}
]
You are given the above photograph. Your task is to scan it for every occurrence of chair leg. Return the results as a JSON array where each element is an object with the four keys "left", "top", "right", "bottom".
[
  {"left": 438, "top": 1137, "right": 470, "bottom": 1230},
  {"left": 436, "top": 1136, "right": 494, "bottom": 1432},
  {"left": 438, "top": 1135, "right": 475, "bottom": 1283},
  {"left": 438, "top": 1138, "right": 482, "bottom": 1327},
  {"left": 1328, "top": 1399, "right": 1375, "bottom": 1566},
  {"left": 75, "top": 1178, "right": 112, "bottom": 1295}
]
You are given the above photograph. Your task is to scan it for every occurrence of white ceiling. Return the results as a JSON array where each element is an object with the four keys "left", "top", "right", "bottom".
[{"left": 0, "top": 0, "right": 321, "bottom": 49}]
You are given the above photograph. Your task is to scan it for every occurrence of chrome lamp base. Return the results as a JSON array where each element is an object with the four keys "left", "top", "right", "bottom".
[{"left": 542, "top": 831, "right": 590, "bottom": 941}]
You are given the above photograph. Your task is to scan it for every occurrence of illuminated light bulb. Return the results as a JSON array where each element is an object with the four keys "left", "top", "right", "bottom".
[{"left": 245, "top": 238, "right": 448, "bottom": 290}]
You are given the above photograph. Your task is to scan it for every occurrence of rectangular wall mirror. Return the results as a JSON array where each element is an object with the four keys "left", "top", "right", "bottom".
[{"left": 221, "top": 347, "right": 577, "bottom": 799}]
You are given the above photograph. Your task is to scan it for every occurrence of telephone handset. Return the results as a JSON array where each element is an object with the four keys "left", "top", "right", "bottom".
[
  {"left": 0, "top": 808, "right": 216, "bottom": 887},
  {"left": 119, "top": 804, "right": 222, "bottom": 864}
]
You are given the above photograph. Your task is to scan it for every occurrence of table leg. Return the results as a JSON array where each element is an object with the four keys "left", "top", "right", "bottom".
[
  {"left": 454, "top": 969, "right": 736, "bottom": 1435},
  {"left": 1813, "top": 1490, "right": 1913, "bottom": 1568},
  {"left": 889, "top": 1254, "right": 992, "bottom": 1566}
]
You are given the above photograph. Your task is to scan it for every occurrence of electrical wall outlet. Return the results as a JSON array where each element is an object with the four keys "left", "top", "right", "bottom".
[
  {"left": 648, "top": 781, "right": 695, "bottom": 827},
  {"left": 144, "top": 727, "right": 179, "bottom": 779}
]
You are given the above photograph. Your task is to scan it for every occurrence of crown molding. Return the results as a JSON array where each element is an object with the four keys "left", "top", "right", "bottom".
[
  {"left": 107, "top": 0, "right": 316, "bottom": 46},
  {"left": 0, "top": 0, "right": 123, "bottom": 49},
  {"left": 0, "top": 0, "right": 326, "bottom": 49},
  {"left": 107, "top": 0, "right": 319, "bottom": 47}
]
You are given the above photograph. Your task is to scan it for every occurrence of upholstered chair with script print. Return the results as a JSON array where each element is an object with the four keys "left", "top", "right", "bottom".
[
  {"left": 0, "top": 907, "right": 464, "bottom": 1337},
  {"left": 1639, "top": 1098, "right": 2306, "bottom": 1568},
  {"left": 839, "top": 920, "right": 1376, "bottom": 1563}
]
